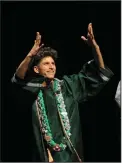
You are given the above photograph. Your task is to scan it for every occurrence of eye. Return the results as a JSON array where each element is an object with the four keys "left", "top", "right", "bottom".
[
  {"left": 44, "top": 62, "right": 49, "bottom": 65},
  {"left": 52, "top": 62, "right": 55, "bottom": 65}
]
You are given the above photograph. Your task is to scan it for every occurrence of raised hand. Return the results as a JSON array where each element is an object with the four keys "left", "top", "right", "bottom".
[
  {"left": 81, "top": 23, "right": 97, "bottom": 47},
  {"left": 29, "top": 32, "right": 44, "bottom": 57},
  {"left": 16, "top": 32, "right": 44, "bottom": 79},
  {"left": 81, "top": 23, "right": 105, "bottom": 69}
]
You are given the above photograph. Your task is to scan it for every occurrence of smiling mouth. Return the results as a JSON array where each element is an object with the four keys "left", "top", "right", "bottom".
[{"left": 47, "top": 72, "right": 54, "bottom": 74}]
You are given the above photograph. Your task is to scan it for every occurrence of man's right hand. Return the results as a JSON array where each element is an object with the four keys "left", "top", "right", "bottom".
[{"left": 28, "top": 32, "right": 44, "bottom": 57}]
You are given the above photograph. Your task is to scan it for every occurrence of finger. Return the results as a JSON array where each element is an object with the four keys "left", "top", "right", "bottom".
[
  {"left": 90, "top": 24, "right": 93, "bottom": 34},
  {"left": 81, "top": 36, "right": 87, "bottom": 41},
  {"left": 90, "top": 24, "right": 94, "bottom": 36},
  {"left": 38, "top": 43, "right": 44, "bottom": 51},
  {"left": 36, "top": 32, "right": 40, "bottom": 36},
  {"left": 34, "top": 39, "right": 40, "bottom": 45},
  {"left": 88, "top": 29, "right": 94, "bottom": 40},
  {"left": 87, "top": 32, "right": 94, "bottom": 40},
  {"left": 36, "top": 33, "right": 41, "bottom": 45},
  {"left": 88, "top": 23, "right": 90, "bottom": 32},
  {"left": 88, "top": 23, "right": 93, "bottom": 35},
  {"left": 36, "top": 34, "right": 41, "bottom": 41},
  {"left": 37, "top": 35, "right": 41, "bottom": 43},
  {"left": 36, "top": 32, "right": 40, "bottom": 40},
  {"left": 88, "top": 23, "right": 92, "bottom": 28},
  {"left": 36, "top": 32, "right": 41, "bottom": 39},
  {"left": 88, "top": 23, "right": 92, "bottom": 34}
]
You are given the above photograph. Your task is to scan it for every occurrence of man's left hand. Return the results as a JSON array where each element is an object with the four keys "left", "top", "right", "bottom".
[{"left": 81, "top": 23, "right": 98, "bottom": 48}]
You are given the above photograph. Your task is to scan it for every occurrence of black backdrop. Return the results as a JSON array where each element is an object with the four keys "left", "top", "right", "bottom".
[{"left": 2, "top": 1, "right": 121, "bottom": 162}]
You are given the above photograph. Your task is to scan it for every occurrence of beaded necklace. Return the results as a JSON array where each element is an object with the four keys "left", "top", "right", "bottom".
[{"left": 36, "top": 79, "right": 71, "bottom": 151}]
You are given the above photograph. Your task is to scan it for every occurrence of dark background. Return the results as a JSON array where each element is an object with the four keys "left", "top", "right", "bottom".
[{"left": 2, "top": 1, "right": 121, "bottom": 162}]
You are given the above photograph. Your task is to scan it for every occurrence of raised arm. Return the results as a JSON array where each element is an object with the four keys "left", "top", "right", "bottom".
[
  {"left": 16, "top": 32, "right": 44, "bottom": 79},
  {"left": 81, "top": 23, "right": 105, "bottom": 69},
  {"left": 62, "top": 24, "right": 114, "bottom": 103}
]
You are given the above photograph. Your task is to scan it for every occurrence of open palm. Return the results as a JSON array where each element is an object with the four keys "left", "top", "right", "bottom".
[
  {"left": 81, "top": 23, "right": 97, "bottom": 47},
  {"left": 30, "top": 32, "right": 44, "bottom": 56}
]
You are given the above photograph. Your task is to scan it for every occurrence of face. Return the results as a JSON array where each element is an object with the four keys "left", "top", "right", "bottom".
[{"left": 34, "top": 56, "right": 56, "bottom": 80}]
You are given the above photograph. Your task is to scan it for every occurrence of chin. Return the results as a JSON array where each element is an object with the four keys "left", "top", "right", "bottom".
[{"left": 46, "top": 75, "right": 55, "bottom": 80}]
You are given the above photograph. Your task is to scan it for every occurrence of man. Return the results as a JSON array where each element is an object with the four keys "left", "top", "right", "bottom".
[{"left": 11, "top": 23, "right": 113, "bottom": 162}]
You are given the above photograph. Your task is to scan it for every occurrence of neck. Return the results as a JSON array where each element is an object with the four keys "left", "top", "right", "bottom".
[{"left": 41, "top": 79, "right": 54, "bottom": 87}]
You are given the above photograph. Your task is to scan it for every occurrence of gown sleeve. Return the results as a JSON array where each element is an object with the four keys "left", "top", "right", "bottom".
[
  {"left": 11, "top": 73, "right": 43, "bottom": 93},
  {"left": 63, "top": 59, "right": 114, "bottom": 103},
  {"left": 115, "top": 81, "right": 121, "bottom": 108}
]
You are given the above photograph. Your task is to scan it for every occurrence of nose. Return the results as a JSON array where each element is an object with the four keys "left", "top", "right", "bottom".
[{"left": 49, "top": 63, "right": 54, "bottom": 69}]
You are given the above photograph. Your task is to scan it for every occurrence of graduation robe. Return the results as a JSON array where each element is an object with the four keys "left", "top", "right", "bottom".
[
  {"left": 115, "top": 81, "right": 121, "bottom": 108},
  {"left": 11, "top": 60, "right": 114, "bottom": 162}
]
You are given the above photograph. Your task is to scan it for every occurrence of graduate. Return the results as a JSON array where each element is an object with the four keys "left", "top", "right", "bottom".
[{"left": 12, "top": 23, "right": 113, "bottom": 162}]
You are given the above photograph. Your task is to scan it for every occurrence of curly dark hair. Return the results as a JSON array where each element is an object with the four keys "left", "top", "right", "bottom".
[
  {"left": 31, "top": 47, "right": 58, "bottom": 67},
  {"left": 26, "top": 47, "right": 58, "bottom": 78}
]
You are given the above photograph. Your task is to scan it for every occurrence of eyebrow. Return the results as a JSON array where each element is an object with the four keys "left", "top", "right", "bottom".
[{"left": 43, "top": 61, "right": 55, "bottom": 64}]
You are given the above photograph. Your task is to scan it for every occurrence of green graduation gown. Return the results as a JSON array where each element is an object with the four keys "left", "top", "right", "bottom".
[{"left": 11, "top": 60, "right": 114, "bottom": 162}]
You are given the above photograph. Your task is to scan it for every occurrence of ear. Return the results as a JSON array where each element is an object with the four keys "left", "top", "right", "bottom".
[{"left": 33, "top": 66, "right": 39, "bottom": 74}]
